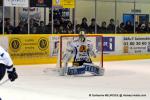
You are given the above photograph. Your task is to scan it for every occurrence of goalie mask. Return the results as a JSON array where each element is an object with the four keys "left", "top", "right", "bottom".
[{"left": 79, "top": 31, "right": 86, "bottom": 42}]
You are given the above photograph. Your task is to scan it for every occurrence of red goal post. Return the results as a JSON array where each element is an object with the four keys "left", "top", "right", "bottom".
[{"left": 58, "top": 34, "right": 103, "bottom": 69}]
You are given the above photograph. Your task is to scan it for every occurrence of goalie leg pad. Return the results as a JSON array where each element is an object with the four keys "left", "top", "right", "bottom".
[
  {"left": 60, "top": 64, "right": 104, "bottom": 76},
  {"left": 62, "top": 51, "right": 73, "bottom": 64},
  {"left": 98, "top": 67, "right": 105, "bottom": 76},
  {"left": 83, "top": 63, "right": 104, "bottom": 76},
  {"left": 67, "top": 66, "right": 85, "bottom": 75}
]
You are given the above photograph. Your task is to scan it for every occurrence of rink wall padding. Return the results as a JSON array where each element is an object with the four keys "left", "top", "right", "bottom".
[{"left": 0, "top": 34, "right": 150, "bottom": 65}]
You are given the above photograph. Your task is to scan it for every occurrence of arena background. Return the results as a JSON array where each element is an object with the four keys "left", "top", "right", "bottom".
[{"left": 1, "top": 0, "right": 150, "bottom": 65}]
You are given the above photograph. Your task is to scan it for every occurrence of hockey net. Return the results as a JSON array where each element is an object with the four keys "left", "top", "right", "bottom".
[{"left": 57, "top": 34, "right": 103, "bottom": 69}]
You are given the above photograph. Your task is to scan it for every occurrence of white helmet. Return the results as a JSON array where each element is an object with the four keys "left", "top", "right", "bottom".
[{"left": 79, "top": 31, "right": 86, "bottom": 42}]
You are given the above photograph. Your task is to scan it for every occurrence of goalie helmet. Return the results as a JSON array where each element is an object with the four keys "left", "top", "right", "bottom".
[{"left": 79, "top": 31, "right": 86, "bottom": 42}]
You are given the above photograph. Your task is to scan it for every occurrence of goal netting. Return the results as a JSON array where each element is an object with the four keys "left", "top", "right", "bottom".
[{"left": 44, "top": 34, "right": 103, "bottom": 74}]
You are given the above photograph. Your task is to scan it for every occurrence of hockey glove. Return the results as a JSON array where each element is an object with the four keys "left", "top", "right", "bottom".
[{"left": 7, "top": 68, "right": 18, "bottom": 82}]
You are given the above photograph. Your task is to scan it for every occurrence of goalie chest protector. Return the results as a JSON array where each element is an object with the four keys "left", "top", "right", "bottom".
[{"left": 71, "top": 40, "right": 92, "bottom": 63}]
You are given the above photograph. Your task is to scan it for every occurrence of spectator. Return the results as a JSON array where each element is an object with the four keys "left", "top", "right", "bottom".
[
  {"left": 135, "top": 22, "right": 140, "bottom": 33},
  {"left": 13, "top": 21, "right": 27, "bottom": 34},
  {"left": 37, "top": 21, "right": 47, "bottom": 34},
  {"left": 89, "top": 18, "right": 100, "bottom": 33},
  {"left": 147, "top": 22, "right": 150, "bottom": 33},
  {"left": 65, "top": 21, "right": 73, "bottom": 33},
  {"left": 117, "top": 22, "right": 126, "bottom": 33},
  {"left": 30, "top": 19, "right": 39, "bottom": 30},
  {"left": 53, "top": 27, "right": 57, "bottom": 34},
  {"left": 60, "top": 17, "right": 67, "bottom": 27},
  {"left": 124, "top": 20, "right": 134, "bottom": 33},
  {"left": 46, "top": 20, "right": 52, "bottom": 34},
  {"left": 54, "top": 25, "right": 66, "bottom": 34},
  {"left": 0, "top": 20, "right": 2, "bottom": 34},
  {"left": 76, "top": 24, "right": 81, "bottom": 34},
  {"left": 30, "top": 26, "right": 37, "bottom": 34},
  {"left": 99, "top": 21, "right": 107, "bottom": 33},
  {"left": 107, "top": 18, "right": 115, "bottom": 33},
  {"left": 138, "top": 24, "right": 147, "bottom": 33},
  {"left": 80, "top": 17, "right": 89, "bottom": 32},
  {"left": 54, "top": 19, "right": 61, "bottom": 33},
  {"left": 4, "top": 18, "right": 14, "bottom": 34}
]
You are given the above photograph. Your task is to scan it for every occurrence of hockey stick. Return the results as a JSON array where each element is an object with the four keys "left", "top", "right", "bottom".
[{"left": 0, "top": 79, "right": 9, "bottom": 86}]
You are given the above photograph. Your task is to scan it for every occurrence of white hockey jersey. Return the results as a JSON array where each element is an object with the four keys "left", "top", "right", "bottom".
[
  {"left": 0, "top": 46, "right": 13, "bottom": 66},
  {"left": 67, "top": 39, "right": 96, "bottom": 63}
]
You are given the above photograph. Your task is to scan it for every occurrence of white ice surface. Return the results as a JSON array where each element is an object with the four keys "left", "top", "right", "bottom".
[{"left": 0, "top": 59, "right": 150, "bottom": 100}]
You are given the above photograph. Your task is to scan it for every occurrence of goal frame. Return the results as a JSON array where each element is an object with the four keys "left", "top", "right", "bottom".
[{"left": 59, "top": 34, "right": 103, "bottom": 68}]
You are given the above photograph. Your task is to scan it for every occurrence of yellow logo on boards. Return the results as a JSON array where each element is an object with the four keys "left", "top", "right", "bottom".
[
  {"left": 9, "top": 38, "right": 21, "bottom": 52},
  {"left": 38, "top": 38, "right": 49, "bottom": 51}
]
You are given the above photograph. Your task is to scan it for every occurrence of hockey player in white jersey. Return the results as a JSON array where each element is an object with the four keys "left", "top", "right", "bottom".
[
  {"left": 60, "top": 31, "right": 104, "bottom": 76},
  {"left": 0, "top": 46, "right": 18, "bottom": 82}
]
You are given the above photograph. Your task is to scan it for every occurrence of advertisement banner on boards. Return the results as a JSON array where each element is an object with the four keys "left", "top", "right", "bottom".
[
  {"left": 103, "top": 37, "right": 115, "bottom": 52},
  {"left": 123, "top": 36, "right": 150, "bottom": 54},
  {"left": 50, "top": 36, "right": 59, "bottom": 57},
  {"left": 30, "top": 0, "right": 52, "bottom": 7},
  {"left": 4, "top": 0, "right": 29, "bottom": 7},
  {"left": 52, "top": 0, "right": 63, "bottom": 8},
  {"left": 63, "top": 0, "right": 75, "bottom": 8},
  {"left": 8, "top": 36, "right": 50, "bottom": 58},
  {"left": 96, "top": 37, "right": 115, "bottom": 53}
]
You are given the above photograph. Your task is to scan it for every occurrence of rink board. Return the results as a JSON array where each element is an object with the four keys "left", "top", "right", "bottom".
[{"left": 0, "top": 34, "right": 150, "bottom": 65}]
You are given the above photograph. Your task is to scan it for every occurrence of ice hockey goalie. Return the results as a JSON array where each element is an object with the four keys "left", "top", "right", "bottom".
[{"left": 59, "top": 31, "right": 104, "bottom": 76}]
